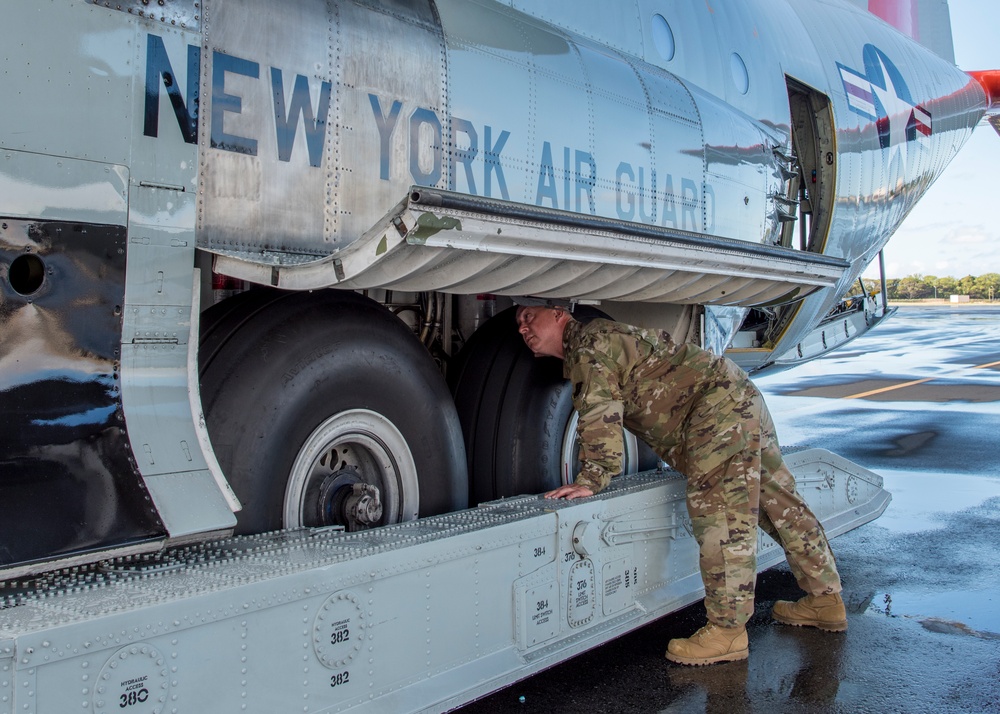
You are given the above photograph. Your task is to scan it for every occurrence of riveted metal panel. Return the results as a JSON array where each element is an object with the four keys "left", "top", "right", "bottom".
[
  {"left": 601, "top": 557, "right": 635, "bottom": 616},
  {"left": 0, "top": 152, "right": 129, "bottom": 227},
  {"left": 0, "top": 644, "right": 12, "bottom": 714},
  {"left": 566, "top": 559, "right": 594, "bottom": 628},
  {"left": 125, "top": 21, "right": 239, "bottom": 534},
  {"left": 0, "top": 450, "right": 889, "bottom": 712},
  {"left": 88, "top": 0, "right": 201, "bottom": 30},
  {"left": 515, "top": 565, "right": 560, "bottom": 649},
  {"left": 197, "top": 0, "right": 337, "bottom": 254},
  {"left": 634, "top": 0, "right": 725, "bottom": 101},
  {"left": 0, "top": 2, "right": 135, "bottom": 166},
  {"left": 336, "top": 0, "right": 445, "bottom": 249}
]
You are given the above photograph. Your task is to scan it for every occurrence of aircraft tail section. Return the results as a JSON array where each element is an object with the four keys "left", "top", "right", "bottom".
[{"left": 847, "top": 0, "right": 956, "bottom": 63}]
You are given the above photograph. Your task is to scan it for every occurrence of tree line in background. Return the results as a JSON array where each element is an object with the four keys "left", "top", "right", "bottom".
[{"left": 854, "top": 273, "right": 1000, "bottom": 301}]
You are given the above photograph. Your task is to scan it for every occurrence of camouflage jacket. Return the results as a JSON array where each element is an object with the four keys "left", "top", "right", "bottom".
[{"left": 562, "top": 318, "right": 754, "bottom": 493}]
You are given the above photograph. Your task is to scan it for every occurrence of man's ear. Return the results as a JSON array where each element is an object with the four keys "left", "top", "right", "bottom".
[{"left": 555, "top": 308, "right": 572, "bottom": 325}]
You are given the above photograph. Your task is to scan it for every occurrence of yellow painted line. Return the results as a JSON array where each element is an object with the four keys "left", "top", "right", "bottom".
[
  {"left": 843, "top": 359, "right": 1000, "bottom": 400},
  {"left": 844, "top": 378, "right": 934, "bottom": 399}
]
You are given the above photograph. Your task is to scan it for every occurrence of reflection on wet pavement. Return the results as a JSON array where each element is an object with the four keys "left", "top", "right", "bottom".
[
  {"left": 876, "top": 472, "right": 1000, "bottom": 533},
  {"left": 870, "top": 589, "right": 1000, "bottom": 639}
]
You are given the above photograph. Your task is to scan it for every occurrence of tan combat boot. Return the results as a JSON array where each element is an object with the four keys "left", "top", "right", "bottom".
[
  {"left": 665, "top": 623, "right": 748, "bottom": 666},
  {"left": 772, "top": 592, "right": 848, "bottom": 632}
]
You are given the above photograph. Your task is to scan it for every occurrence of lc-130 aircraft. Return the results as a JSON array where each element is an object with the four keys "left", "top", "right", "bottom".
[{"left": 0, "top": 0, "right": 997, "bottom": 577}]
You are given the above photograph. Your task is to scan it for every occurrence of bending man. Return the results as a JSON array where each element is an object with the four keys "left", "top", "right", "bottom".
[{"left": 515, "top": 300, "right": 846, "bottom": 666}]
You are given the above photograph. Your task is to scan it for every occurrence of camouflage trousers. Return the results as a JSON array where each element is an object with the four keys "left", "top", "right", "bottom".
[{"left": 677, "top": 386, "right": 842, "bottom": 628}]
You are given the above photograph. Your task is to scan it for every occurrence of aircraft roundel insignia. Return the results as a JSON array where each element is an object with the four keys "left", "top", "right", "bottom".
[{"left": 837, "top": 44, "right": 932, "bottom": 147}]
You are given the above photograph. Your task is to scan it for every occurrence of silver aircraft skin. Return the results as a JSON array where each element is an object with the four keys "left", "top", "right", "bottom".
[
  {"left": 0, "top": 0, "right": 994, "bottom": 575},
  {"left": 174, "top": 0, "right": 984, "bottom": 360},
  {"left": 198, "top": 0, "right": 982, "bottom": 343}
]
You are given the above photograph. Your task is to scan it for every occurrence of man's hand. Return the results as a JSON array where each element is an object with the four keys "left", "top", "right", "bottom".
[{"left": 544, "top": 484, "right": 594, "bottom": 500}]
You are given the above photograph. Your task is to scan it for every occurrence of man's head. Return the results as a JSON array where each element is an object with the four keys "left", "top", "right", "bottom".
[{"left": 515, "top": 305, "right": 573, "bottom": 359}]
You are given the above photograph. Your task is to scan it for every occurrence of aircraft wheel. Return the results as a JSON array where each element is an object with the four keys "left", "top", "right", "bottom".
[
  {"left": 199, "top": 289, "right": 467, "bottom": 533},
  {"left": 450, "top": 307, "right": 657, "bottom": 505}
]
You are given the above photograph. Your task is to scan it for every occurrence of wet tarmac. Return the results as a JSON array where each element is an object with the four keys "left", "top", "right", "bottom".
[{"left": 457, "top": 304, "right": 1000, "bottom": 714}]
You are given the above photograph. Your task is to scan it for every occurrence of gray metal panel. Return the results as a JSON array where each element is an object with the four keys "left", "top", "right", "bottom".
[
  {"left": 337, "top": 0, "right": 445, "bottom": 247},
  {"left": 121, "top": 341, "right": 199, "bottom": 475},
  {"left": 87, "top": 0, "right": 202, "bottom": 31},
  {"left": 697, "top": 98, "right": 780, "bottom": 243},
  {"left": 511, "top": 0, "right": 642, "bottom": 57},
  {"left": 437, "top": 0, "right": 534, "bottom": 203},
  {"left": 142, "top": 469, "right": 238, "bottom": 536},
  {"left": 635, "top": 0, "right": 725, "bottom": 99},
  {"left": 0, "top": 448, "right": 889, "bottom": 713},
  {"left": 0, "top": 2, "right": 134, "bottom": 166},
  {"left": 123, "top": 22, "right": 241, "bottom": 534},
  {"left": 123, "top": 221, "right": 198, "bottom": 314},
  {"left": 706, "top": 0, "right": 793, "bottom": 130},
  {"left": 576, "top": 43, "right": 651, "bottom": 217},
  {"left": 0, "top": 645, "right": 10, "bottom": 714},
  {"left": 0, "top": 152, "right": 128, "bottom": 226},
  {"left": 197, "top": 0, "right": 337, "bottom": 252}
]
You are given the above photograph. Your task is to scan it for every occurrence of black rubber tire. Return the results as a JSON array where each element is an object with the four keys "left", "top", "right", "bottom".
[
  {"left": 199, "top": 289, "right": 467, "bottom": 534},
  {"left": 450, "top": 307, "right": 657, "bottom": 504}
]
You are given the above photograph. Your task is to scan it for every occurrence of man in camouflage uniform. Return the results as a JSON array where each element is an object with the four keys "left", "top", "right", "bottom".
[{"left": 515, "top": 301, "right": 847, "bottom": 666}]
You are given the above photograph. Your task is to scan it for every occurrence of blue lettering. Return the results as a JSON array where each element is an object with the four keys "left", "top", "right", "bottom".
[
  {"left": 143, "top": 34, "right": 199, "bottom": 143},
  {"left": 409, "top": 107, "right": 442, "bottom": 186},
  {"left": 536, "top": 141, "right": 559, "bottom": 208},
  {"left": 574, "top": 150, "right": 596, "bottom": 214},
  {"left": 484, "top": 126, "right": 510, "bottom": 200},
  {"left": 563, "top": 147, "right": 571, "bottom": 210},
  {"left": 681, "top": 177, "right": 699, "bottom": 230},
  {"left": 638, "top": 167, "right": 656, "bottom": 223},
  {"left": 615, "top": 161, "right": 635, "bottom": 220},
  {"left": 449, "top": 118, "right": 478, "bottom": 193},
  {"left": 369, "top": 95, "right": 402, "bottom": 180},
  {"left": 660, "top": 174, "right": 677, "bottom": 227},
  {"left": 271, "top": 68, "right": 332, "bottom": 167},
  {"left": 211, "top": 51, "right": 259, "bottom": 156}
]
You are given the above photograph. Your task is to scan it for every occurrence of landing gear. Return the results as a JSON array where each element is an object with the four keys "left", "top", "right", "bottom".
[
  {"left": 199, "top": 289, "right": 467, "bottom": 533},
  {"left": 450, "top": 307, "right": 657, "bottom": 504},
  {"left": 285, "top": 409, "right": 410, "bottom": 530}
]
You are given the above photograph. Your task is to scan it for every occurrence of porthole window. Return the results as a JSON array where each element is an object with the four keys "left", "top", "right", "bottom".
[
  {"left": 651, "top": 14, "right": 675, "bottom": 62},
  {"left": 730, "top": 52, "right": 749, "bottom": 94},
  {"left": 8, "top": 253, "right": 45, "bottom": 296}
]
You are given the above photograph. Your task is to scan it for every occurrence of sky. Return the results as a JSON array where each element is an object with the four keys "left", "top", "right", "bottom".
[{"left": 863, "top": 1, "right": 1000, "bottom": 280}]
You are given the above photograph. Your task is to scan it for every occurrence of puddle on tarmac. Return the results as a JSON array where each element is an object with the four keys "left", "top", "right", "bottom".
[
  {"left": 868, "top": 588, "right": 1000, "bottom": 638},
  {"left": 874, "top": 470, "right": 1000, "bottom": 534},
  {"left": 861, "top": 471, "right": 1000, "bottom": 637}
]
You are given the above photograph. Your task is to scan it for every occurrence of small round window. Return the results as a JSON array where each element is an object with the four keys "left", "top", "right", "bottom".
[
  {"left": 651, "top": 14, "right": 675, "bottom": 62},
  {"left": 730, "top": 52, "right": 749, "bottom": 94},
  {"left": 8, "top": 253, "right": 45, "bottom": 296}
]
